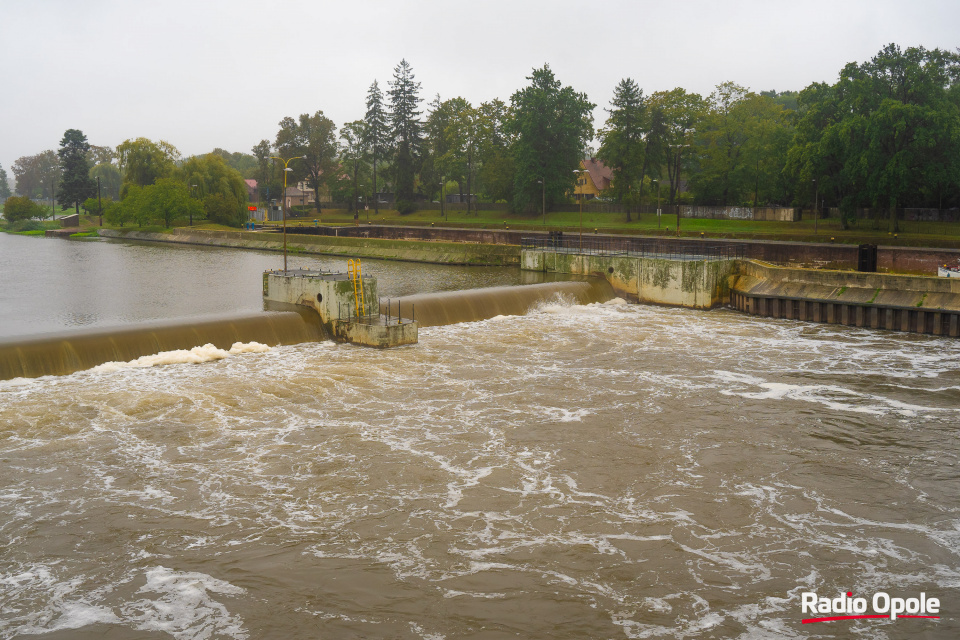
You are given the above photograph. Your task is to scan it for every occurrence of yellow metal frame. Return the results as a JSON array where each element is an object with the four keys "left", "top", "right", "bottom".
[{"left": 347, "top": 259, "right": 365, "bottom": 317}]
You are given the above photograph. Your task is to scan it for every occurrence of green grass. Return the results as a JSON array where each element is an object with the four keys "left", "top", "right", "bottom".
[{"left": 269, "top": 207, "right": 960, "bottom": 248}]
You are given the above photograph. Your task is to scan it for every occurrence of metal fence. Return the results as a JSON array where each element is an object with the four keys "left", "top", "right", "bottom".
[{"left": 520, "top": 235, "right": 747, "bottom": 261}]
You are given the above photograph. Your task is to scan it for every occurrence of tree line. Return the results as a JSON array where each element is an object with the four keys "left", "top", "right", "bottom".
[{"left": 6, "top": 43, "right": 959, "bottom": 232}]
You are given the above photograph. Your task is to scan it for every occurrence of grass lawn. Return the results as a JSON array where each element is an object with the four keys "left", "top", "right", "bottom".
[
  {"left": 276, "top": 207, "right": 960, "bottom": 248},
  {"left": 68, "top": 207, "right": 960, "bottom": 249}
]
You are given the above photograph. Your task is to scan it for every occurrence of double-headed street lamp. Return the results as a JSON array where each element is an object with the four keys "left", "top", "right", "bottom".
[{"left": 270, "top": 155, "right": 307, "bottom": 272}]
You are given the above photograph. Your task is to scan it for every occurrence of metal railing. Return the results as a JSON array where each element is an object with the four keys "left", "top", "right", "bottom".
[{"left": 520, "top": 235, "right": 746, "bottom": 261}]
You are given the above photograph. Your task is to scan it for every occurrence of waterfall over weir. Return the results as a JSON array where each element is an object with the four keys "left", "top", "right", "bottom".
[
  {"left": 380, "top": 279, "right": 616, "bottom": 327},
  {"left": 0, "top": 279, "right": 614, "bottom": 380},
  {"left": 0, "top": 311, "right": 321, "bottom": 380}
]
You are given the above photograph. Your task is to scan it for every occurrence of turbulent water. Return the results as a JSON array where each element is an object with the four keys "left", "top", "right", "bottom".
[{"left": 2, "top": 295, "right": 959, "bottom": 639}]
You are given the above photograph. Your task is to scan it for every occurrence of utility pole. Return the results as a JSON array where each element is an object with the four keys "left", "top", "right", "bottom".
[{"left": 97, "top": 176, "right": 103, "bottom": 227}]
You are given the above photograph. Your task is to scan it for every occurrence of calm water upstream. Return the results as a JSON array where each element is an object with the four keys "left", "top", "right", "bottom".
[{"left": 1, "top": 233, "right": 958, "bottom": 639}]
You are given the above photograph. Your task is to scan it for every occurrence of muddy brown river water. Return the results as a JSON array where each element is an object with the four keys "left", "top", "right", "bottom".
[{"left": 0, "top": 233, "right": 958, "bottom": 639}]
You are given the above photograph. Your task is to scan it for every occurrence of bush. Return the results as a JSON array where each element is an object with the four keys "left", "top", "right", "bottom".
[
  {"left": 395, "top": 199, "right": 417, "bottom": 215},
  {"left": 3, "top": 196, "right": 43, "bottom": 222},
  {"left": 9, "top": 219, "right": 44, "bottom": 232}
]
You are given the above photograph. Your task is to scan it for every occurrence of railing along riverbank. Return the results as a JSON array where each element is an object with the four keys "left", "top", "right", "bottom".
[{"left": 520, "top": 235, "right": 747, "bottom": 261}]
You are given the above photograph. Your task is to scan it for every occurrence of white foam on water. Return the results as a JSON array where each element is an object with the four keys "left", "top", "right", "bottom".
[
  {"left": 120, "top": 566, "right": 248, "bottom": 640},
  {"left": 90, "top": 342, "right": 270, "bottom": 373}
]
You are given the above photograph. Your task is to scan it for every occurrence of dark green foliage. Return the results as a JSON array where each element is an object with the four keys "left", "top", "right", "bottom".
[
  {"left": 3, "top": 196, "right": 44, "bottom": 222},
  {"left": 364, "top": 80, "right": 390, "bottom": 214},
  {"left": 598, "top": 78, "right": 647, "bottom": 214},
  {"left": 786, "top": 43, "right": 960, "bottom": 230},
  {"left": 90, "top": 163, "right": 122, "bottom": 200},
  {"left": 12, "top": 151, "right": 59, "bottom": 199},
  {"left": 275, "top": 112, "right": 338, "bottom": 213},
  {"left": 58, "top": 129, "right": 97, "bottom": 213},
  {"left": 8, "top": 219, "right": 44, "bottom": 232},
  {"left": 508, "top": 65, "right": 594, "bottom": 212},
  {"left": 203, "top": 192, "right": 242, "bottom": 226},
  {"left": 394, "top": 199, "right": 417, "bottom": 215},
  {"left": 389, "top": 60, "right": 423, "bottom": 202},
  {"left": 0, "top": 164, "right": 11, "bottom": 200}
]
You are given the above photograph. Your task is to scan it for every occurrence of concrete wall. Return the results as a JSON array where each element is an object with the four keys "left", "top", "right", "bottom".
[
  {"left": 521, "top": 250, "right": 737, "bottom": 309},
  {"left": 680, "top": 206, "right": 799, "bottom": 222},
  {"left": 99, "top": 228, "right": 519, "bottom": 266}
]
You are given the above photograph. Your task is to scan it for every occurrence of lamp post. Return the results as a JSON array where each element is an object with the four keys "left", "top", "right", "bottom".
[
  {"left": 439, "top": 180, "right": 447, "bottom": 222},
  {"left": 537, "top": 178, "right": 545, "bottom": 227},
  {"left": 812, "top": 178, "right": 819, "bottom": 235},
  {"left": 652, "top": 179, "right": 661, "bottom": 229},
  {"left": 669, "top": 143, "right": 690, "bottom": 236},
  {"left": 190, "top": 184, "right": 198, "bottom": 226},
  {"left": 574, "top": 169, "right": 587, "bottom": 251},
  {"left": 97, "top": 176, "right": 103, "bottom": 227},
  {"left": 270, "top": 155, "right": 307, "bottom": 272}
]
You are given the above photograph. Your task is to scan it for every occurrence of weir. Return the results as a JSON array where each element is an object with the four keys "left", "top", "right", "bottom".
[
  {"left": 382, "top": 280, "right": 615, "bottom": 327},
  {"left": 0, "top": 311, "right": 320, "bottom": 380},
  {"left": 521, "top": 236, "right": 960, "bottom": 338}
]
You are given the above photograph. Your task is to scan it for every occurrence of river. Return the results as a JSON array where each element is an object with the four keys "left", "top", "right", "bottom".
[{"left": 1, "top": 232, "right": 958, "bottom": 639}]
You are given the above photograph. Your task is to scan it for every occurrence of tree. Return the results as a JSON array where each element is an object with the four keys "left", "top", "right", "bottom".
[
  {"left": 146, "top": 178, "right": 203, "bottom": 228},
  {"left": 598, "top": 78, "right": 648, "bottom": 218},
  {"left": 181, "top": 153, "right": 248, "bottom": 225},
  {"left": 340, "top": 120, "right": 368, "bottom": 212},
  {"left": 786, "top": 44, "right": 960, "bottom": 229},
  {"left": 211, "top": 148, "right": 258, "bottom": 178},
  {"left": 646, "top": 88, "right": 707, "bottom": 204},
  {"left": 251, "top": 139, "right": 279, "bottom": 204},
  {"left": 115, "top": 137, "right": 179, "bottom": 190},
  {"left": 90, "top": 163, "right": 122, "bottom": 200},
  {"left": 508, "top": 64, "right": 595, "bottom": 213},
  {"left": 12, "top": 151, "right": 60, "bottom": 199},
  {"left": 57, "top": 129, "right": 97, "bottom": 213},
  {"left": 275, "top": 111, "right": 339, "bottom": 213},
  {"left": 475, "top": 99, "right": 515, "bottom": 203},
  {"left": 364, "top": 80, "right": 390, "bottom": 215},
  {"left": 3, "top": 196, "right": 44, "bottom": 222},
  {"left": 87, "top": 145, "right": 116, "bottom": 166},
  {"left": 388, "top": 59, "right": 423, "bottom": 208},
  {"left": 0, "top": 163, "right": 11, "bottom": 200}
]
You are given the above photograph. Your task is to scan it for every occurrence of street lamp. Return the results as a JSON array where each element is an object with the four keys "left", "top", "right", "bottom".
[
  {"left": 652, "top": 179, "right": 661, "bottom": 229},
  {"left": 97, "top": 176, "right": 103, "bottom": 227},
  {"left": 270, "top": 155, "right": 307, "bottom": 272},
  {"left": 439, "top": 180, "right": 447, "bottom": 222},
  {"left": 574, "top": 169, "right": 588, "bottom": 251},
  {"left": 537, "top": 178, "right": 545, "bottom": 227},
  {"left": 356, "top": 184, "right": 364, "bottom": 226},
  {"left": 190, "top": 185, "right": 198, "bottom": 226},
  {"left": 812, "top": 178, "right": 819, "bottom": 235},
  {"left": 669, "top": 143, "right": 690, "bottom": 236}
]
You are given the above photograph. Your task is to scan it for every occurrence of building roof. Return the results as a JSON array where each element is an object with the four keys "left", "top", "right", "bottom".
[
  {"left": 583, "top": 157, "right": 613, "bottom": 191},
  {"left": 244, "top": 179, "right": 257, "bottom": 189}
]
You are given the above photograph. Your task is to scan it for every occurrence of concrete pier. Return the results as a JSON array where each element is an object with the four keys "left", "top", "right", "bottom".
[{"left": 262, "top": 268, "right": 417, "bottom": 348}]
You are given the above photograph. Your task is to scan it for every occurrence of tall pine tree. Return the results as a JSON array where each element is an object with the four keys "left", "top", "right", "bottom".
[
  {"left": 388, "top": 59, "right": 422, "bottom": 207},
  {"left": 58, "top": 129, "right": 96, "bottom": 214},
  {"left": 364, "top": 80, "right": 389, "bottom": 215},
  {"left": 598, "top": 78, "right": 648, "bottom": 219}
]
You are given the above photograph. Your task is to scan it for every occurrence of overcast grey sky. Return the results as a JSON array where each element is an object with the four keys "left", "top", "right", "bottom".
[{"left": 1, "top": 0, "right": 958, "bottom": 176}]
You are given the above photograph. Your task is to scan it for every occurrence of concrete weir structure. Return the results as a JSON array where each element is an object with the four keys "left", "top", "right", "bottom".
[
  {"left": 262, "top": 268, "right": 418, "bottom": 348},
  {"left": 521, "top": 237, "right": 960, "bottom": 338},
  {"left": 520, "top": 238, "right": 741, "bottom": 309}
]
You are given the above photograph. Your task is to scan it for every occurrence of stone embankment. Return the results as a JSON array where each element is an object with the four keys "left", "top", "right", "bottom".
[{"left": 97, "top": 228, "right": 519, "bottom": 266}]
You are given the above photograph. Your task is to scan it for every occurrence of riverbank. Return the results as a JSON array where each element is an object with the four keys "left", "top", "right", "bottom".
[{"left": 97, "top": 228, "right": 520, "bottom": 266}]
